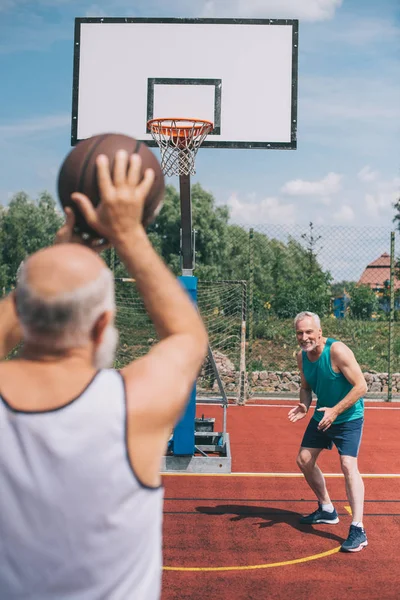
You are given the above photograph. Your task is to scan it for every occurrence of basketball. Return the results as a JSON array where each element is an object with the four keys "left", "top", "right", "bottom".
[{"left": 57, "top": 133, "right": 165, "bottom": 238}]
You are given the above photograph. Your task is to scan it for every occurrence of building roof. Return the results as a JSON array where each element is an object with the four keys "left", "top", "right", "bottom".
[{"left": 358, "top": 252, "right": 400, "bottom": 290}]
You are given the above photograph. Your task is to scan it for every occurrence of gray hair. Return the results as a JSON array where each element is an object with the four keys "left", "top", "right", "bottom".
[
  {"left": 294, "top": 311, "right": 321, "bottom": 329},
  {"left": 15, "top": 264, "right": 115, "bottom": 350}
]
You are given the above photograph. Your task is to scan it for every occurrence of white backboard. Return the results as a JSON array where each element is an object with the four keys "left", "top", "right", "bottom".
[{"left": 72, "top": 18, "right": 298, "bottom": 149}]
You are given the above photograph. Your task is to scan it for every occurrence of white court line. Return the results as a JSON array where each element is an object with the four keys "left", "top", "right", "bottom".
[
  {"left": 163, "top": 471, "right": 400, "bottom": 478},
  {"left": 198, "top": 403, "right": 400, "bottom": 410}
]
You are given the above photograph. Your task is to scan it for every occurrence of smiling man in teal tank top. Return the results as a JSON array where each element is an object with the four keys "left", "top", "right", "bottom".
[{"left": 288, "top": 311, "right": 368, "bottom": 553}]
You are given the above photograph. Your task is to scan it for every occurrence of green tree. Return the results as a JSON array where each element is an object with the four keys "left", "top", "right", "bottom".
[
  {"left": 348, "top": 283, "right": 379, "bottom": 320},
  {"left": 300, "top": 222, "right": 322, "bottom": 276},
  {"left": 146, "top": 183, "right": 231, "bottom": 278},
  {"left": 394, "top": 196, "right": 400, "bottom": 231},
  {"left": 269, "top": 228, "right": 332, "bottom": 319},
  {"left": 0, "top": 191, "right": 63, "bottom": 288},
  {"left": 331, "top": 280, "right": 354, "bottom": 298}
]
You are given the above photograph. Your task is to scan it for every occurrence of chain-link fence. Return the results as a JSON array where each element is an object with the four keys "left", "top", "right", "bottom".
[
  {"left": 112, "top": 225, "right": 399, "bottom": 402},
  {"left": 2, "top": 223, "right": 398, "bottom": 401},
  {"left": 241, "top": 224, "right": 400, "bottom": 401}
]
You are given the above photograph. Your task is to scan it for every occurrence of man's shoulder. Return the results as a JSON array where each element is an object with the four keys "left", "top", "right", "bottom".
[
  {"left": 0, "top": 360, "right": 15, "bottom": 375},
  {"left": 329, "top": 340, "right": 355, "bottom": 363},
  {"left": 330, "top": 340, "right": 350, "bottom": 353}
]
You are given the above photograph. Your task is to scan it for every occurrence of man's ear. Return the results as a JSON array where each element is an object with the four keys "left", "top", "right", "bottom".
[{"left": 91, "top": 311, "right": 113, "bottom": 344}]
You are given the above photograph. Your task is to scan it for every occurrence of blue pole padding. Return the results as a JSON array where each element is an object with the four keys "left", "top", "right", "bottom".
[{"left": 172, "top": 276, "right": 198, "bottom": 455}]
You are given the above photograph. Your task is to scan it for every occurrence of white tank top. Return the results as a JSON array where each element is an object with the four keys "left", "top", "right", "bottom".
[{"left": 0, "top": 369, "right": 164, "bottom": 600}]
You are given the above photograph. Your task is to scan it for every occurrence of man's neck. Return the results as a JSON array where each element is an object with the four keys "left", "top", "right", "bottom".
[
  {"left": 19, "top": 343, "right": 93, "bottom": 366},
  {"left": 307, "top": 337, "right": 327, "bottom": 361}
]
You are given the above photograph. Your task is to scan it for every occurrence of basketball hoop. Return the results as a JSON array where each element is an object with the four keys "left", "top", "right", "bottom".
[{"left": 147, "top": 118, "right": 213, "bottom": 177}]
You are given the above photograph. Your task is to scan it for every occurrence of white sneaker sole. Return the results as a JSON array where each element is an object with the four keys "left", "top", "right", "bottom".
[
  {"left": 300, "top": 516, "right": 340, "bottom": 524},
  {"left": 314, "top": 517, "right": 340, "bottom": 524}
]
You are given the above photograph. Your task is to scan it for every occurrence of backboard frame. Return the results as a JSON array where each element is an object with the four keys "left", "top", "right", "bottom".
[{"left": 71, "top": 17, "right": 299, "bottom": 149}]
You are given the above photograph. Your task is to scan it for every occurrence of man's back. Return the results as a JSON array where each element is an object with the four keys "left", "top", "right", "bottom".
[
  {"left": 0, "top": 369, "right": 163, "bottom": 600},
  {"left": 0, "top": 150, "right": 208, "bottom": 599}
]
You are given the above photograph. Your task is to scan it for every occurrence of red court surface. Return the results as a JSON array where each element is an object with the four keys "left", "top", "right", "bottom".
[{"left": 161, "top": 402, "right": 400, "bottom": 600}]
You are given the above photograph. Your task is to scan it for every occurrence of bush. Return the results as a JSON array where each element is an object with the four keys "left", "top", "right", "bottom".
[{"left": 348, "top": 284, "right": 379, "bottom": 320}]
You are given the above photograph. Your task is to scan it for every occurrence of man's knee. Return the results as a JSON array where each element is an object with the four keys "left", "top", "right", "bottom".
[
  {"left": 297, "top": 449, "right": 316, "bottom": 472},
  {"left": 340, "top": 455, "right": 359, "bottom": 477}
]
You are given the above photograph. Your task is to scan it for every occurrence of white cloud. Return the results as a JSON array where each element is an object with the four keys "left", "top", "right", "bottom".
[
  {"left": 358, "top": 166, "right": 379, "bottom": 183},
  {"left": 333, "top": 205, "right": 354, "bottom": 223},
  {"left": 0, "top": 114, "right": 70, "bottom": 138},
  {"left": 364, "top": 178, "right": 400, "bottom": 219},
  {"left": 281, "top": 172, "right": 342, "bottom": 196},
  {"left": 201, "top": 0, "right": 342, "bottom": 21},
  {"left": 227, "top": 193, "right": 296, "bottom": 225}
]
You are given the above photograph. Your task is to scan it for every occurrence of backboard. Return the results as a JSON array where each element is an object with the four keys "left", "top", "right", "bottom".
[{"left": 72, "top": 18, "right": 298, "bottom": 149}]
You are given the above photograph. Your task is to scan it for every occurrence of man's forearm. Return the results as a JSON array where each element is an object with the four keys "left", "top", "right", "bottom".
[
  {"left": 333, "top": 384, "right": 366, "bottom": 417},
  {"left": 300, "top": 388, "right": 313, "bottom": 410},
  {"left": 115, "top": 227, "right": 207, "bottom": 344},
  {"left": 0, "top": 293, "right": 22, "bottom": 359}
]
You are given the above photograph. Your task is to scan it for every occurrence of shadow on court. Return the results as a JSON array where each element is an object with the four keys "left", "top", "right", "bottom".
[{"left": 196, "top": 504, "right": 345, "bottom": 544}]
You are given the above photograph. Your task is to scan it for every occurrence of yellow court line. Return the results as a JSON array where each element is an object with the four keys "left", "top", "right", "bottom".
[
  {"left": 344, "top": 505, "right": 352, "bottom": 515},
  {"left": 162, "top": 472, "right": 400, "bottom": 478},
  {"left": 164, "top": 546, "right": 341, "bottom": 572}
]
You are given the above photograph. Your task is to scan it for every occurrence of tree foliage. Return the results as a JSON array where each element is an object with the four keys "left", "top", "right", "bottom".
[
  {"left": 0, "top": 187, "right": 335, "bottom": 321},
  {"left": 347, "top": 283, "right": 379, "bottom": 320},
  {"left": 394, "top": 196, "right": 400, "bottom": 231},
  {"left": 0, "top": 192, "right": 63, "bottom": 291}
]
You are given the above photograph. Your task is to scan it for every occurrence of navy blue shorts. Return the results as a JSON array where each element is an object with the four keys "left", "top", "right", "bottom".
[{"left": 301, "top": 416, "right": 364, "bottom": 458}]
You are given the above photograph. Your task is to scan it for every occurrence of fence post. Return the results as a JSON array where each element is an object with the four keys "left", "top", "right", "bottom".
[
  {"left": 388, "top": 231, "right": 395, "bottom": 402},
  {"left": 238, "top": 281, "right": 247, "bottom": 405},
  {"left": 248, "top": 228, "right": 254, "bottom": 396}
]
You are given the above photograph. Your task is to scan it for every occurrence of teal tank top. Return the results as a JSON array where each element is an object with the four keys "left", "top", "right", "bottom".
[{"left": 302, "top": 338, "right": 364, "bottom": 424}]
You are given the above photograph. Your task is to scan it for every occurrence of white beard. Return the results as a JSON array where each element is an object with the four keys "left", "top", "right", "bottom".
[
  {"left": 300, "top": 341, "right": 317, "bottom": 352},
  {"left": 94, "top": 324, "right": 119, "bottom": 369}
]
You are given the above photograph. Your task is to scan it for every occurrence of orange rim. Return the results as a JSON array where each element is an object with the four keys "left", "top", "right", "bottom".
[{"left": 147, "top": 118, "right": 213, "bottom": 138}]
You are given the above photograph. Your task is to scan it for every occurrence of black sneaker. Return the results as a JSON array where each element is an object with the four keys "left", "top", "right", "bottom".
[
  {"left": 300, "top": 503, "right": 339, "bottom": 525},
  {"left": 341, "top": 525, "right": 368, "bottom": 552}
]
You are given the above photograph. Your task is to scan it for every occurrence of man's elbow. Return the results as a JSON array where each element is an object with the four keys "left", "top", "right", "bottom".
[
  {"left": 359, "top": 380, "right": 368, "bottom": 397},
  {"left": 186, "top": 325, "right": 208, "bottom": 370},
  {"left": 197, "top": 327, "right": 209, "bottom": 362}
]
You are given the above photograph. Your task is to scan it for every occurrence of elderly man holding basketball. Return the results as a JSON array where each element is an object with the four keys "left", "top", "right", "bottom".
[
  {"left": 0, "top": 149, "right": 208, "bottom": 599},
  {"left": 288, "top": 311, "right": 368, "bottom": 553}
]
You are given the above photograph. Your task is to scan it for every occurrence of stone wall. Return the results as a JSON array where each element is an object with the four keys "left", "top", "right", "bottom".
[{"left": 198, "top": 352, "right": 400, "bottom": 398}]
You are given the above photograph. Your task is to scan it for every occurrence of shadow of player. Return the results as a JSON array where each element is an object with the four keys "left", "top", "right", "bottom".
[{"left": 196, "top": 504, "right": 344, "bottom": 544}]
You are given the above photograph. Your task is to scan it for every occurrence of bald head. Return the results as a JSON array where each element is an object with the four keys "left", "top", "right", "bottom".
[
  {"left": 15, "top": 245, "right": 115, "bottom": 351},
  {"left": 24, "top": 244, "right": 106, "bottom": 298}
]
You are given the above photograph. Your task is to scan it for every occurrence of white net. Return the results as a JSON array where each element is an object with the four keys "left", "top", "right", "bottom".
[
  {"left": 147, "top": 118, "right": 213, "bottom": 176},
  {"left": 197, "top": 281, "right": 247, "bottom": 402},
  {"left": 114, "top": 279, "right": 247, "bottom": 402}
]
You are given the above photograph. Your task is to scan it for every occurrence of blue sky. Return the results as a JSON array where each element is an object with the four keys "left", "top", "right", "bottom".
[{"left": 0, "top": 0, "right": 399, "bottom": 232}]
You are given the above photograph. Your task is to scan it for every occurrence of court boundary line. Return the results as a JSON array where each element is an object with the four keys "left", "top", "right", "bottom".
[
  {"left": 197, "top": 403, "right": 400, "bottom": 410},
  {"left": 163, "top": 472, "right": 400, "bottom": 477},
  {"left": 164, "top": 546, "right": 341, "bottom": 572}
]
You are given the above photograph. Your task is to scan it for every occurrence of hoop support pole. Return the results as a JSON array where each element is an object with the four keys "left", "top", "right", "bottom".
[{"left": 179, "top": 172, "right": 193, "bottom": 273}]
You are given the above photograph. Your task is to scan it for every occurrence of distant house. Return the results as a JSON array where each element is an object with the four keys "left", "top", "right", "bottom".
[
  {"left": 358, "top": 252, "right": 400, "bottom": 291},
  {"left": 358, "top": 252, "right": 400, "bottom": 312}
]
